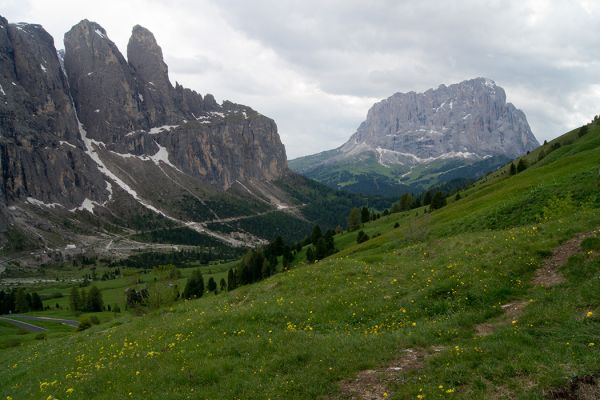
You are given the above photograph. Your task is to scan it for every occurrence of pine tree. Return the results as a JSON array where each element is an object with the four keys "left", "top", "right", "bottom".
[
  {"left": 70, "top": 287, "right": 81, "bottom": 312},
  {"left": 430, "top": 192, "right": 447, "bottom": 210},
  {"left": 356, "top": 230, "right": 370, "bottom": 244},
  {"left": 310, "top": 225, "right": 322, "bottom": 244},
  {"left": 306, "top": 246, "right": 316, "bottom": 263},
  {"left": 517, "top": 159, "right": 527, "bottom": 173},
  {"left": 219, "top": 278, "right": 227, "bottom": 292},
  {"left": 347, "top": 208, "right": 362, "bottom": 231},
  {"left": 183, "top": 270, "right": 204, "bottom": 299},
  {"left": 86, "top": 286, "right": 104, "bottom": 312},
  {"left": 207, "top": 277, "right": 217, "bottom": 293},
  {"left": 361, "top": 207, "right": 370, "bottom": 223},
  {"left": 14, "top": 289, "right": 29, "bottom": 313},
  {"left": 509, "top": 162, "right": 517, "bottom": 175},
  {"left": 227, "top": 268, "right": 236, "bottom": 291},
  {"left": 31, "top": 292, "right": 43, "bottom": 311}
]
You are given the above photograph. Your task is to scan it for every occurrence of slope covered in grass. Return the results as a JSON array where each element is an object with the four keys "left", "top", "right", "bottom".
[{"left": 1, "top": 125, "right": 600, "bottom": 399}]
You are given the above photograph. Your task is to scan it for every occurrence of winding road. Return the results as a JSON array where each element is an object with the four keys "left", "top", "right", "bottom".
[{"left": 0, "top": 315, "right": 79, "bottom": 332}]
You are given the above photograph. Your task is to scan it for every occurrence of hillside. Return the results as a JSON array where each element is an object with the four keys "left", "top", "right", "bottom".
[
  {"left": 290, "top": 78, "right": 538, "bottom": 197},
  {"left": 1, "top": 122, "right": 599, "bottom": 398}
]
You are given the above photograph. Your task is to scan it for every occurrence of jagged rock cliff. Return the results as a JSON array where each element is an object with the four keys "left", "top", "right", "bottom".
[
  {"left": 290, "top": 78, "right": 539, "bottom": 196},
  {"left": 0, "top": 16, "right": 291, "bottom": 255},
  {"left": 342, "top": 78, "right": 538, "bottom": 164},
  {"left": 0, "top": 17, "right": 108, "bottom": 208}
]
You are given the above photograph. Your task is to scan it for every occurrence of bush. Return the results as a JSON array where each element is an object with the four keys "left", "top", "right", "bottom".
[
  {"left": 89, "top": 316, "right": 100, "bottom": 325},
  {"left": 356, "top": 230, "right": 370, "bottom": 244},
  {"left": 393, "top": 222, "right": 400, "bottom": 228},
  {"left": 77, "top": 318, "right": 92, "bottom": 331}
]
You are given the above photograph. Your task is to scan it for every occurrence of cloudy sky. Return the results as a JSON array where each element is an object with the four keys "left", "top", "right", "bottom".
[{"left": 1, "top": 0, "right": 599, "bottom": 158}]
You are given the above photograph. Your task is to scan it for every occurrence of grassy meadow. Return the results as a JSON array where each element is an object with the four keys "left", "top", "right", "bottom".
[{"left": 1, "top": 124, "right": 600, "bottom": 399}]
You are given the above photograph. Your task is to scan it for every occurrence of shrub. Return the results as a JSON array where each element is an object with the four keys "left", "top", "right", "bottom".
[
  {"left": 77, "top": 318, "right": 92, "bottom": 331},
  {"left": 356, "top": 230, "right": 370, "bottom": 244}
]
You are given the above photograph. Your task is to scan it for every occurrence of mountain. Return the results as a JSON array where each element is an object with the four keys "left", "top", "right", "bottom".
[
  {"left": 0, "top": 17, "right": 367, "bottom": 264},
  {"left": 290, "top": 78, "right": 539, "bottom": 196}
]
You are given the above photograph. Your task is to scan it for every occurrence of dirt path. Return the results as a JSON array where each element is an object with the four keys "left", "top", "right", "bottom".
[
  {"left": 475, "top": 227, "right": 598, "bottom": 337},
  {"left": 533, "top": 230, "right": 596, "bottom": 287},
  {"left": 331, "top": 347, "right": 445, "bottom": 400},
  {"left": 330, "top": 228, "right": 598, "bottom": 399}
]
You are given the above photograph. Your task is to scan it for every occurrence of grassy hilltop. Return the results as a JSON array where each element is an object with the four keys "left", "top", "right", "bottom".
[{"left": 2, "top": 123, "right": 600, "bottom": 399}]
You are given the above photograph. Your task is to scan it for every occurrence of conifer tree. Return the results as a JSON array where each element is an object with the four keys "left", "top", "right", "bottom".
[
  {"left": 183, "top": 270, "right": 205, "bottom": 299},
  {"left": 70, "top": 286, "right": 81, "bottom": 312},
  {"left": 87, "top": 286, "right": 104, "bottom": 312},
  {"left": 347, "top": 208, "right": 362, "bottom": 231},
  {"left": 207, "top": 277, "right": 217, "bottom": 293}
]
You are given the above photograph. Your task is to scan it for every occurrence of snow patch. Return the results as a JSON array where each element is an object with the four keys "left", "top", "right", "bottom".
[
  {"left": 462, "top": 113, "right": 471, "bottom": 120},
  {"left": 70, "top": 198, "right": 98, "bottom": 214},
  {"left": 94, "top": 29, "right": 105, "bottom": 39},
  {"left": 65, "top": 244, "right": 76, "bottom": 250},
  {"left": 11, "top": 82, "right": 16, "bottom": 86},
  {"left": 138, "top": 93, "right": 144, "bottom": 102},
  {"left": 40, "top": 64, "right": 47, "bottom": 73},
  {"left": 110, "top": 142, "right": 182, "bottom": 172},
  {"left": 0, "top": 84, "right": 5, "bottom": 96},
  {"left": 374, "top": 148, "right": 480, "bottom": 164},
  {"left": 149, "top": 125, "right": 179, "bottom": 134},
  {"left": 209, "top": 111, "right": 226, "bottom": 118},
  {"left": 105, "top": 181, "right": 113, "bottom": 201},
  {"left": 27, "top": 197, "right": 63, "bottom": 209},
  {"left": 59, "top": 141, "right": 76, "bottom": 149},
  {"left": 87, "top": 72, "right": 94, "bottom": 76},
  {"left": 94, "top": 109, "right": 100, "bottom": 113}
]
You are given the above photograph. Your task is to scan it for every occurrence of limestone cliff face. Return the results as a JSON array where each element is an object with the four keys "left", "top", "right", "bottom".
[
  {"left": 127, "top": 25, "right": 178, "bottom": 127},
  {"left": 62, "top": 20, "right": 287, "bottom": 189},
  {"left": 341, "top": 78, "right": 539, "bottom": 164},
  {"left": 0, "top": 15, "right": 290, "bottom": 254},
  {"left": 0, "top": 17, "right": 108, "bottom": 207},
  {"left": 64, "top": 20, "right": 144, "bottom": 142}
]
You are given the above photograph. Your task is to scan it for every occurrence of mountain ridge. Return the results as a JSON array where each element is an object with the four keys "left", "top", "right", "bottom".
[{"left": 290, "top": 77, "right": 539, "bottom": 196}]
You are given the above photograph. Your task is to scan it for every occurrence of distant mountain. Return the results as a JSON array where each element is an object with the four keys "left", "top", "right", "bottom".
[
  {"left": 290, "top": 78, "right": 539, "bottom": 196},
  {"left": 0, "top": 16, "right": 369, "bottom": 264}
]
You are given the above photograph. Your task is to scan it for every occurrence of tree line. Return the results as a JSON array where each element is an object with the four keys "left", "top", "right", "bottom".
[{"left": 0, "top": 289, "right": 44, "bottom": 314}]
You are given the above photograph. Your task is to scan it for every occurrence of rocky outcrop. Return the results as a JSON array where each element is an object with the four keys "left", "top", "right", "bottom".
[
  {"left": 0, "top": 15, "right": 287, "bottom": 216},
  {"left": 341, "top": 78, "right": 539, "bottom": 164},
  {"left": 127, "top": 25, "right": 178, "bottom": 127},
  {"left": 0, "top": 17, "right": 108, "bottom": 207},
  {"left": 64, "top": 20, "right": 144, "bottom": 142}
]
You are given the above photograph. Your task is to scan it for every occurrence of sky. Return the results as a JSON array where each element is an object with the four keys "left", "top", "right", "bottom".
[{"left": 1, "top": 0, "right": 599, "bottom": 159}]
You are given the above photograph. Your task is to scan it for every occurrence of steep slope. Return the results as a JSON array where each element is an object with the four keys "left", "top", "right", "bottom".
[
  {"left": 1, "top": 122, "right": 598, "bottom": 398},
  {"left": 290, "top": 78, "right": 539, "bottom": 196}
]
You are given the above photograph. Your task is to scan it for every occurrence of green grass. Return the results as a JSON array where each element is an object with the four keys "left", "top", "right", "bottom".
[{"left": 1, "top": 125, "right": 600, "bottom": 399}]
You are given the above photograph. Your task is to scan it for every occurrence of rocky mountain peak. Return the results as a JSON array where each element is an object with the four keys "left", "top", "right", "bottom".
[
  {"left": 344, "top": 77, "right": 538, "bottom": 164},
  {"left": 64, "top": 20, "right": 144, "bottom": 141},
  {"left": 127, "top": 24, "right": 177, "bottom": 126}
]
